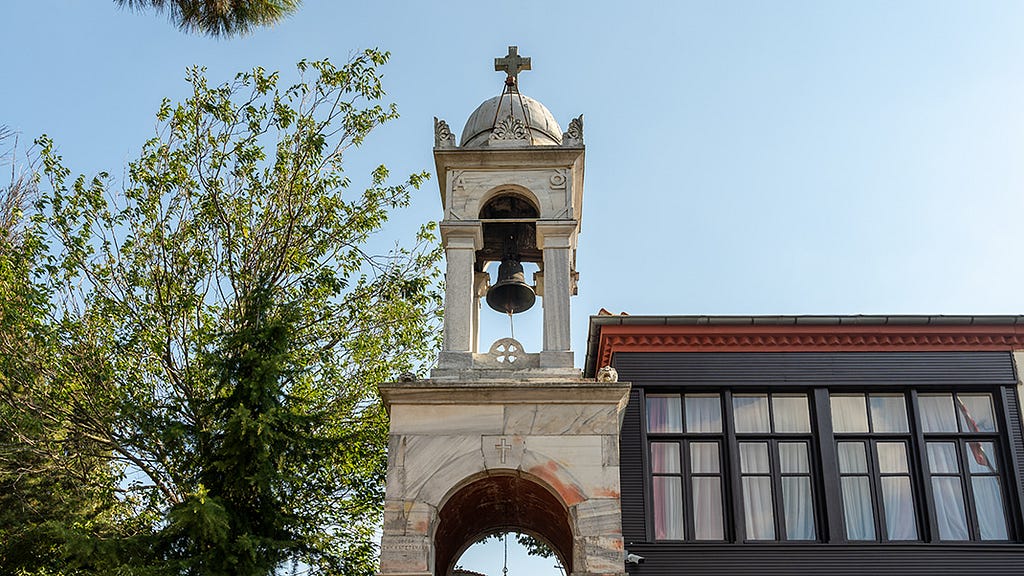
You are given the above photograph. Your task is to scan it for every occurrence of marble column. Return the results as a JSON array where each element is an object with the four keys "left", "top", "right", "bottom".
[
  {"left": 536, "top": 221, "right": 578, "bottom": 369},
  {"left": 438, "top": 221, "right": 482, "bottom": 368}
]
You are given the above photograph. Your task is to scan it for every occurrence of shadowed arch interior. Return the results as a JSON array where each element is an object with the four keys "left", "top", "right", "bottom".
[
  {"left": 477, "top": 192, "right": 541, "bottom": 269},
  {"left": 435, "top": 474, "right": 573, "bottom": 576}
]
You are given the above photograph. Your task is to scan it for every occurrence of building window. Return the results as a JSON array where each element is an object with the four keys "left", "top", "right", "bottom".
[
  {"left": 733, "top": 393, "right": 817, "bottom": 541},
  {"left": 643, "top": 387, "right": 1016, "bottom": 544},
  {"left": 831, "top": 393, "right": 918, "bottom": 541},
  {"left": 919, "top": 392, "right": 1008, "bottom": 541},
  {"left": 646, "top": 394, "right": 725, "bottom": 540}
]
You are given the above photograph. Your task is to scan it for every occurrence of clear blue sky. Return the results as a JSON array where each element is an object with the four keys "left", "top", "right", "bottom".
[{"left": 4, "top": 2, "right": 1023, "bottom": 573}]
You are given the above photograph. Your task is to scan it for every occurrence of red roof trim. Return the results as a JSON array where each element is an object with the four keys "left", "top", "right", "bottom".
[{"left": 594, "top": 324, "right": 1024, "bottom": 370}]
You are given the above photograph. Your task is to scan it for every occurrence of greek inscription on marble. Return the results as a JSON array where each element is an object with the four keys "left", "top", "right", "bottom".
[{"left": 382, "top": 537, "right": 428, "bottom": 552}]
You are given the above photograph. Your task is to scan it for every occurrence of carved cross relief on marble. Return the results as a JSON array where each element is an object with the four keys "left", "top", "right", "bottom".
[{"left": 495, "top": 437, "right": 513, "bottom": 463}]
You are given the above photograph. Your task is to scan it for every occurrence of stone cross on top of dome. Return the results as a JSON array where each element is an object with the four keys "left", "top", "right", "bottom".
[{"left": 494, "top": 46, "right": 531, "bottom": 86}]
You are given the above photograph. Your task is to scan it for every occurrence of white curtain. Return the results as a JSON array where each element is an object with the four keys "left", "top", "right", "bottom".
[
  {"left": 927, "top": 442, "right": 959, "bottom": 474},
  {"left": 773, "top": 396, "right": 811, "bottom": 433},
  {"left": 653, "top": 476, "right": 684, "bottom": 540},
  {"left": 685, "top": 394, "right": 722, "bottom": 433},
  {"left": 876, "top": 442, "right": 909, "bottom": 474},
  {"left": 650, "top": 442, "right": 680, "bottom": 474},
  {"left": 693, "top": 477, "right": 724, "bottom": 540},
  {"left": 838, "top": 442, "right": 867, "bottom": 474},
  {"left": 779, "top": 442, "right": 809, "bottom": 473},
  {"left": 743, "top": 476, "right": 775, "bottom": 540},
  {"left": 869, "top": 395, "right": 909, "bottom": 433},
  {"left": 931, "top": 477, "right": 969, "bottom": 540},
  {"left": 841, "top": 476, "right": 875, "bottom": 540},
  {"left": 690, "top": 442, "right": 719, "bottom": 473},
  {"left": 919, "top": 394, "right": 958, "bottom": 433},
  {"left": 831, "top": 395, "right": 869, "bottom": 433},
  {"left": 734, "top": 395, "right": 770, "bottom": 433},
  {"left": 972, "top": 476, "right": 1008, "bottom": 540},
  {"left": 926, "top": 441, "right": 969, "bottom": 540},
  {"left": 740, "top": 442, "right": 770, "bottom": 473},
  {"left": 783, "top": 477, "right": 815, "bottom": 540},
  {"left": 647, "top": 395, "right": 682, "bottom": 433},
  {"left": 881, "top": 476, "right": 918, "bottom": 540}
]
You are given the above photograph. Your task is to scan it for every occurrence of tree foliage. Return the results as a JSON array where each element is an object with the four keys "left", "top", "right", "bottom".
[
  {"left": 115, "top": 0, "right": 301, "bottom": 37},
  {"left": 0, "top": 50, "right": 440, "bottom": 575},
  {"left": 472, "top": 532, "right": 556, "bottom": 561}
]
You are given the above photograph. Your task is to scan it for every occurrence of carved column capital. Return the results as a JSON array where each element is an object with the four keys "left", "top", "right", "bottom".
[
  {"left": 440, "top": 220, "right": 483, "bottom": 250},
  {"left": 535, "top": 219, "right": 578, "bottom": 250}
]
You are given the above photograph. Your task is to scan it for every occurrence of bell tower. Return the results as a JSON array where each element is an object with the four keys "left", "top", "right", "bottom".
[
  {"left": 430, "top": 45, "right": 585, "bottom": 378},
  {"left": 378, "top": 47, "right": 629, "bottom": 576}
]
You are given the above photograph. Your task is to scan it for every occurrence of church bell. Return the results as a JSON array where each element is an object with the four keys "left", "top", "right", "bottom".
[{"left": 486, "top": 257, "right": 536, "bottom": 314}]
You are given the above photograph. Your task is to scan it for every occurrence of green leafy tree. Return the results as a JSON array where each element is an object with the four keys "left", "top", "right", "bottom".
[
  {"left": 115, "top": 0, "right": 301, "bottom": 37},
  {"left": 0, "top": 50, "right": 441, "bottom": 575},
  {"left": 1, "top": 128, "right": 153, "bottom": 575}
]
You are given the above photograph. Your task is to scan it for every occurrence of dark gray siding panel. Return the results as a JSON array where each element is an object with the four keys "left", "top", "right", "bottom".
[
  {"left": 620, "top": 388, "right": 646, "bottom": 543},
  {"left": 614, "top": 351, "right": 1016, "bottom": 387},
  {"left": 621, "top": 543, "right": 1024, "bottom": 576},
  {"left": 1002, "top": 385, "right": 1024, "bottom": 537}
]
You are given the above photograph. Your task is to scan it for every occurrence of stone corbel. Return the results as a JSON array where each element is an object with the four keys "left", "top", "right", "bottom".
[{"left": 474, "top": 271, "right": 491, "bottom": 298}]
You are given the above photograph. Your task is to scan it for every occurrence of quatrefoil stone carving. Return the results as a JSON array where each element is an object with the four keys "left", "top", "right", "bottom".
[{"left": 489, "top": 338, "right": 524, "bottom": 364}]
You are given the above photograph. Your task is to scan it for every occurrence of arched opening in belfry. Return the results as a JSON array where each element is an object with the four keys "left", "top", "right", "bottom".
[
  {"left": 477, "top": 192, "right": 543, "bottom": 348},
  {"left": 478, "top": 191, "right": 540, "bottom": 268},
  {"left": 435, "top": 474, "right": 573, "bottom": 576}
]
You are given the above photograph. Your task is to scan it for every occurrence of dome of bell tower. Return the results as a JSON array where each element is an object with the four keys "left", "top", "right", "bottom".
[{"left": 459, "top": 93, "right": 563, "bottom": 147}]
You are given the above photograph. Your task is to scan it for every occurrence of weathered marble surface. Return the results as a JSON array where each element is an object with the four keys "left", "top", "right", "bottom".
[
  {"left": 379, "top": 380, "right": 629, "bottom": 576},
  {"left": 503, "top": 404, "right": 621, "bottom": 435},
  {"left": 389, "top": 404, "right": 502, "bottom": 435}
]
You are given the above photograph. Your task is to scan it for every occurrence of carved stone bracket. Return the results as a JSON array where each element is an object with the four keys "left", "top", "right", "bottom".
[
  {"left": 434, "top": 117, "right": 456, "bottom": 148},
  {"left": 562, "top": 114, "right": 583, "bottom": 145},
  {"left": 596, "top": 366, "right": 618, "bottom": 382}
]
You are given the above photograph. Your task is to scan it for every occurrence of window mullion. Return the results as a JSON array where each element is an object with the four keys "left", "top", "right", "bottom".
[
  {"left": 910, "top": 390, "right": 940, "bottom": 543},
  {"left": 724, "top": 390, "right": 743, "bottom": 542},
  {"left": 869, "top": 439, "right": 889, "bottom": 542},
  {"left": 814, "top": 388, "right": 844, "bottom": 543},
  {"left": 683, "top": 439, "right": 695, "bottom": 541},
  {"left": 769, "top": 438, "right": 786, "bottom": 540},
  {"left": 958, "top": 438, "right": 982, "bottom": 541}
]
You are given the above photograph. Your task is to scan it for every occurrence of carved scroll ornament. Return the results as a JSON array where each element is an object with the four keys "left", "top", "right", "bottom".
[
  {"left": 562, "top": 114, "right": 583, "bottom": 145},
  {"left": 434, "top": 117, "right": 456, "bottom": 148}
]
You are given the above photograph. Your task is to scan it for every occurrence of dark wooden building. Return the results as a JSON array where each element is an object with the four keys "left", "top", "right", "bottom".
[{"left": 585, "top": 314, "right": 1024, "bottom": 575}]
